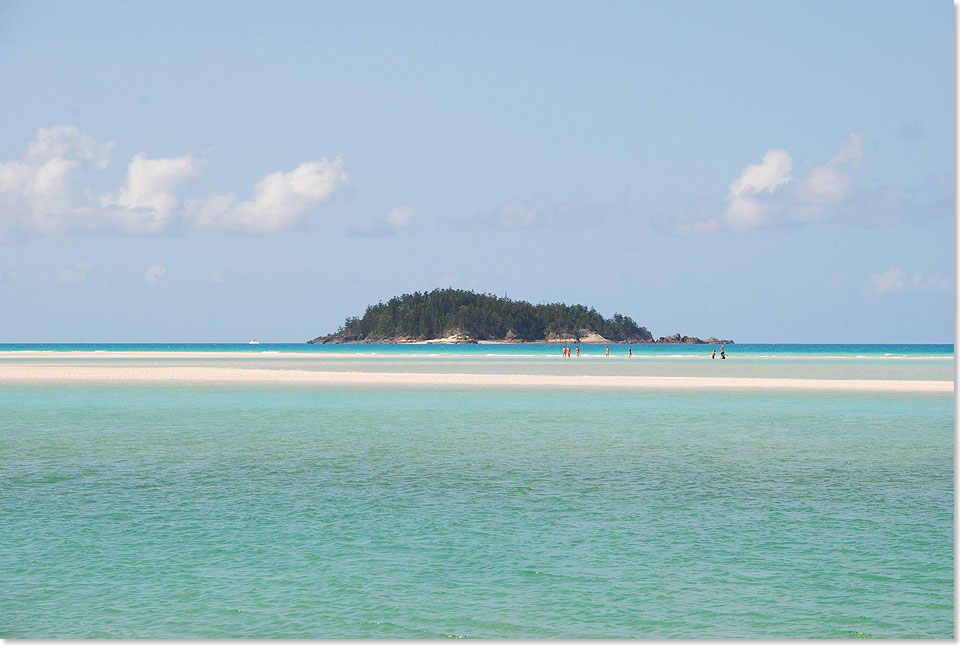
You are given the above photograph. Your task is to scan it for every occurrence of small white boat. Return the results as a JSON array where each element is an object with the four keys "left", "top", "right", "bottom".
[{"left": 248, "top": 339, "right": 260, "bottom": 345}]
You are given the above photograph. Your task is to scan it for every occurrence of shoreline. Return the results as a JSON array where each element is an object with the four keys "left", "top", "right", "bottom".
[
  {"left": 0, "top": 364, "right": 951, "bottom": 392},
  {"left": 0, "top": 350, "right": 951, "bottom": 362}
]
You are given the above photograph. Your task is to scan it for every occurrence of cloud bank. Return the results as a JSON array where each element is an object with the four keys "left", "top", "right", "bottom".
[{"left": 0, "top": 125, "right": 346, "bottom": 239}]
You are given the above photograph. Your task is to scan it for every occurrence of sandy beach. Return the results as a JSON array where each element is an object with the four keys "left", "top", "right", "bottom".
[{"left": 0, "top": 363, "right": 951, "bottom": 392}]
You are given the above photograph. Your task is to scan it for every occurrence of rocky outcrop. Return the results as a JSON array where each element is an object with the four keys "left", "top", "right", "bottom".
[
  {"left": 544, "top": 328, "right": 654, "bottom": 344},
  {"left": 309, "top": 330, "right": 732, "bottom": 344},
  {"left": 308, "top": 332, "right": 362, "bottom": 344},
  {"left": 655, "top": 333, "right": 734, "bottom": 344},
  {"left": 308, "top": 329, "right": 479, "bottom": 344},
  {"left": 419, "top": 330, "right": 479, "bottom": 344}
]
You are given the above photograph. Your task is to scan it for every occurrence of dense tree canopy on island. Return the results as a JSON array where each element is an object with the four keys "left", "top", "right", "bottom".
[{"left": 311, "top": 288, "right": 654, "bottom": 343}]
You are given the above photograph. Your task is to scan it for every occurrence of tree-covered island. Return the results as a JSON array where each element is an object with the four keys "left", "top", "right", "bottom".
[{"left": 308, "top": 289, "right": 733, "bottom": 344}]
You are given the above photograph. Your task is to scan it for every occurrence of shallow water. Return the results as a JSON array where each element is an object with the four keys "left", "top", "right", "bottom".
[
  {"left": 0, "top": 343, "right": 954, "bottom": 382},
  {"left": 0, "top": 377, "right": 953, "bottom": 637}
]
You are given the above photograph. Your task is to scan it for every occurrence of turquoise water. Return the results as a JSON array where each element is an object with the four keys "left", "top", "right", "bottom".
[
  {"left": 0, "top": 341, "right": 954, "bottom": 357},
  {"left": 0, "top": 347, "right": 954, "bottom": 637},
  {"left": 1, "top": 343, "right": 954, "bottom": 382}
]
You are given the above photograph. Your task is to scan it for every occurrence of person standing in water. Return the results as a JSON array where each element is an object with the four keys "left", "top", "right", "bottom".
[
  {"left": 628, "top": 345, "right": 632, "bottom": 358},
  {"left": 605, "top": 345, "right": 610, "bottom": 357},
  {"left": 576, "top": 345, "right": 580, "bottom": 358},
  {"left": 712, "top": 349, "right": 716, "bottom": 359}
]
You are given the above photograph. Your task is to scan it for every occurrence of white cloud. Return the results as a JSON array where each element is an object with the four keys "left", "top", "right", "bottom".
[
  {"left": 910, "top": 273, "right": 951, "bottom": 292},
  {"left": 28, "top": 125, "right": 114, "bottom": 169},
  {"left": 346, "top": 204, "right": 417, "bottom": 237},
  {"left": 0, "top": 125, "right": 346, "bottom": 239},
  {"left": 676, "top": 133, "right": 865, "bottom": 234},
  {"left": 189, "top": 158, "right": 347, "bottom": 232},
  {"left": 144, "top": 264, "right": 167, "bottom": 285},
  {"left": 729, "top": 148, "right": 794, "bottom": 198},
  {"left": 100, "top": 153, "right": 207, "bottom": 234},
  {"left": 0, "top": 160, "right": 32, "bottom": 192},
  {"left": 865, "top": 268, "right": 950, "bottom": 295},
  {"left": 828, "top": 132, "right": 863, "bottom": 166},
  {"left": 865, "top": 268, "right": 906, "bottom": 294},
  {"left": 0, "top": 126, "right": 117, "bottom": 236},
  {"left": 57, "top": 261, "right": 92, "bottom": 284},
  {"left": 386, "top": 205, "right": 416, "bottom": 228},
  {"left": 798, "top": 164, "right": 850, "bottom": 206}
]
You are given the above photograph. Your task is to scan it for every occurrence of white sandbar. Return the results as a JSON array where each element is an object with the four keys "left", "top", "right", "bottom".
[
  {"left": 0, "top": 364, "right": 951, "bottom": 392},
  {"left": 0, "top": 351, "right": 322, "bottom": 359}
]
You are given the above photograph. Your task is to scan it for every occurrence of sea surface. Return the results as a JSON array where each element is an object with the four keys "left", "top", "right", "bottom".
[{"left": 1, "top": 344, "right": 954, "bottom": 637}]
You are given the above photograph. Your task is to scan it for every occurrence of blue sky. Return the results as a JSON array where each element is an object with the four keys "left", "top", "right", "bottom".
[{"left": 0, "top": 0, "right": 953, "bottom": 342}]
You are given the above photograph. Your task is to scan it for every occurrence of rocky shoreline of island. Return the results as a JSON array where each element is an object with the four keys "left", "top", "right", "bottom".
[{"left": 308, "top": 330, "right": 733, "bottom": 345}]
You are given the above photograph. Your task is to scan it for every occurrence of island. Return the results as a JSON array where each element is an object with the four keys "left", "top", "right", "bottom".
[{"left": 308, "top": 289, "right": 732, "bottom": 345}]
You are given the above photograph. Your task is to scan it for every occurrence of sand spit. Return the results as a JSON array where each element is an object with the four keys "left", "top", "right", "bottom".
[
  {"left": 0, "top": 364, "right": 952, "bottom": 393},
  {"left": 0, "top": 351, "right": 321, "bottom": 359}
]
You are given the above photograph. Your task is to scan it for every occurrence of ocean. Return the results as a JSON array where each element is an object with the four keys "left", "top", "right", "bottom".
[{"left": 0, "top": 344, "right": 953, "bottom": 637}]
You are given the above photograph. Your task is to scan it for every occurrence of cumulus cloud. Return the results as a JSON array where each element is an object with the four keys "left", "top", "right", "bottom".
[
  {"left": 28, "top": 125, "right": 114, "bottom": 169},
  {"left": 0, "top": 125, "right": 346, "bottom": 238},
  {"left": 100, "top": 153, "right": 207, "bottom": 234},
  {"left": 675, "top": 133, "right": 864, "bottom": 234},
  {"left": 57, "top": 261, "right": 92, "bottom": 284},
  {"left": 189, "top": 158, "right": 347, "bottom": 232},
  {"left": 144, "top": 264, "right": 167, "bottom": 285},
  {"left": 866, "top": 267, "right": 950, "bottom": 295},
  {"left": 0, "top": 126, "right": 117, "bottom": 236},
  {"left": 724, "top": 148, "right": 793, "bottom": 232}
]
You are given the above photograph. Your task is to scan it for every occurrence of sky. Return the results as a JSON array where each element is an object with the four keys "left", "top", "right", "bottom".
[{"left": 0, "top": 0, "right": 953, "bottom": 343}]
